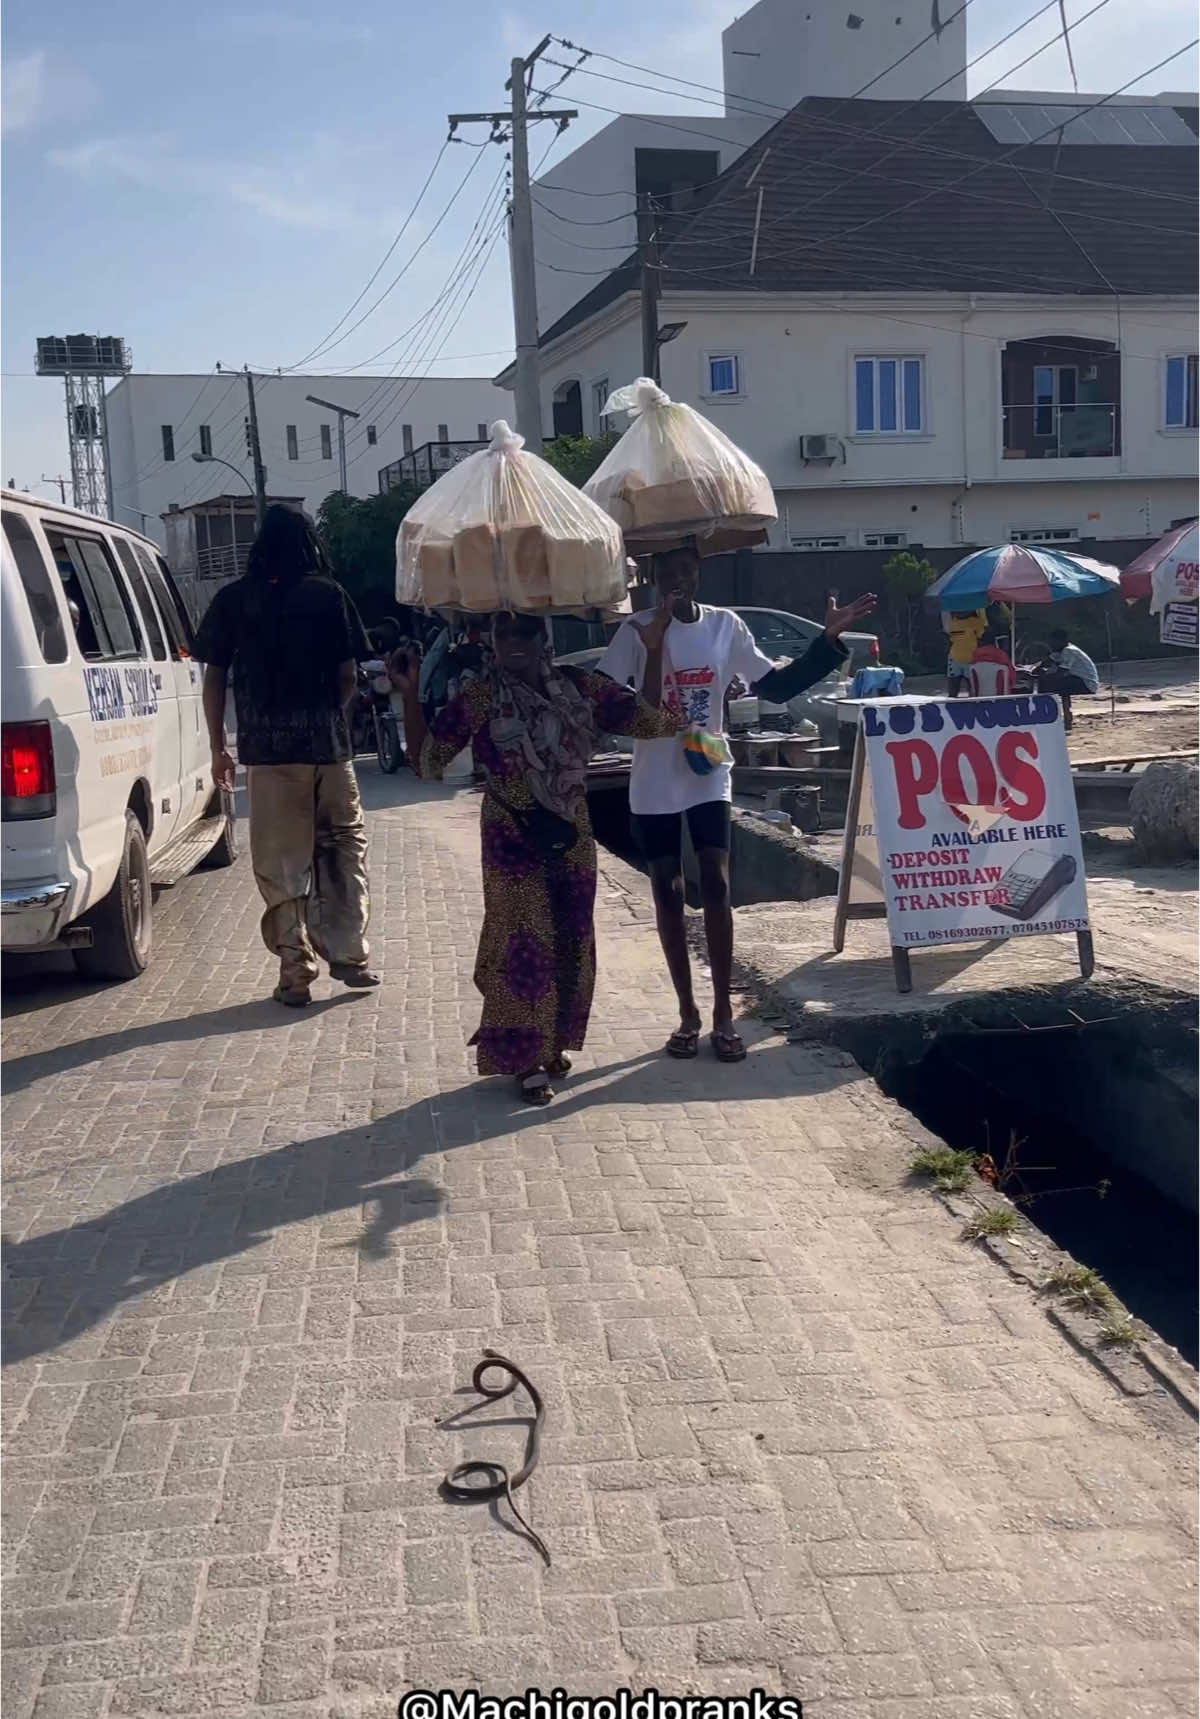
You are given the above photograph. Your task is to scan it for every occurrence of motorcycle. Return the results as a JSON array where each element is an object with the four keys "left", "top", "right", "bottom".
[{"left": 350, "top": 662, "right": 406, "bottom": 773}]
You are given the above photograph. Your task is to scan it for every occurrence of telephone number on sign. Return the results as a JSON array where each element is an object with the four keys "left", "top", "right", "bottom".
[
  {"left": 397, "top": 1693, "right": 802, "bottom": 1719},
  {"left": 901, "top": 917, "right": 1089, "bottom": 944}
]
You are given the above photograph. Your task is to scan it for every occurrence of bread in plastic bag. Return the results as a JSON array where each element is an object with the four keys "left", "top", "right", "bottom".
[
  {"left": 583, "top": 378, "right": 777, "bottom": 552},
  {"left": 395, "top": 420, "right": 628, "bottom": 614}
]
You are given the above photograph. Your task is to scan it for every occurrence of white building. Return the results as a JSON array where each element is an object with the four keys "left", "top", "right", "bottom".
[
  {"left": 509, "top": 92, "right": 1198, "bottom": 553},
  {"left": 105, "top": 371, "right": 501, "bottom": 547},
  {"left": 533, "top": 0, "right": 967, "bottom": 336}
]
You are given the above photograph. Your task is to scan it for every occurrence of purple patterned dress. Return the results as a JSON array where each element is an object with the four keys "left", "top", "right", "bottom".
[{"left": 421, "top": 666, "right": 675, "bottom": 1075}]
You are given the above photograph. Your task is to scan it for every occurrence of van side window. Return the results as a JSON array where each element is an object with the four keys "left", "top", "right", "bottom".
[
  {"left": 136, "top": 546, "right": 195, "bottom": 659},
  {"left": 45, "top": 530, "right": 142, "bottom": 660},
  {"left": 2, "top": 509, "right": 69, "bottom": 663},
  {"left": 113, "top": 539, "right": 167, "bottom": 661}
]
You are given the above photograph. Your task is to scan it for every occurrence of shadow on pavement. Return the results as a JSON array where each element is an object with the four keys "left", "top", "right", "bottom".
[{"left": 2, "top": 1036, "right": 858, "bottom": 1367}]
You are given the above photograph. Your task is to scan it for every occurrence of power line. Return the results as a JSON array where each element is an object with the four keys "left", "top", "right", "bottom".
[{"left": 282, "top": 139, "right": 451, "bottom": 371}]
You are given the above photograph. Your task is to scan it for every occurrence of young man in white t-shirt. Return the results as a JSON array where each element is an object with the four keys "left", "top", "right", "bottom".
[{"left": 599, "top": 546, "right": 876, "bottom": 1062}]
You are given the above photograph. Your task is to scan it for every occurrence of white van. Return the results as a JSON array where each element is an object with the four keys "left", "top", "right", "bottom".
[{"left": 1, "top": 489, "right": 237, "bottom": 979}]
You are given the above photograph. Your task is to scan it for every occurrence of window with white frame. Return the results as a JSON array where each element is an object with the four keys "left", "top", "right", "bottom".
[
  {"left": 854, "top": 356, "right": 923, "bottom": 434},
  {"left": 706, "top": 354, "right": 741, "bottom": 396},
  {"left": 862, "top": 530, "right": 907, "bottom": 549},
  {"left": 789, "top": 533, "right": 847, "bottom": 551},
  {"left": 286, "top": 425, "right": 299, "bottom": 461},
  {"left": 1010, "top": 526, "right": 1080, "bottom": 544},
  {"left": 1164, "top": 354, "right": 1198, "bottom": 430},
  {"left": 320, "top": 424, "right": 332, "bottom": 461},
  {"left": 591, "top": 378, "right": 610, "bottom": 429}
]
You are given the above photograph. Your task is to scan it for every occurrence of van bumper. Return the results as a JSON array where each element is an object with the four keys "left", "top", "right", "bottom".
[{"left": 1, "top": 879, "right": 71, "bottom": 948}]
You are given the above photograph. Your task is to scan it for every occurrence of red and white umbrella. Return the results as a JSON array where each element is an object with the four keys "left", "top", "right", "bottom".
[{"left": 1121, "top": 520, "right": 1199, "bottom": 611}]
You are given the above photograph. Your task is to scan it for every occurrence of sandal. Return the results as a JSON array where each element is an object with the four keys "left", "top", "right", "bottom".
[
  {"left": 517, "top": 1071, "right": 554, "bottom": 1107},
  {"left": 665, "top": 1029, "right": 700, "bottom": 1060},
  {"left": 545, "top": 1053, "right": 573, "bottom": 1078},
  {"left": 710, "top": 1028, "right": 747, "bottom": 1064}
]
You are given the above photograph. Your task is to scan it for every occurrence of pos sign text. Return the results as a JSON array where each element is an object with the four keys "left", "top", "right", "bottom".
[{"left": 861, "top": 694, "right": 1090, "bottom": 950}]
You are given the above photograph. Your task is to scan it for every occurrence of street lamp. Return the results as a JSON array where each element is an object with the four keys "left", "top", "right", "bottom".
[{"left": 191, "top": 451, "right": 255, "bottom": 495}]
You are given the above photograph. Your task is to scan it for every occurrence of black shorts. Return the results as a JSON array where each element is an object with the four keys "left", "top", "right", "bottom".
[{"left": 632, "top": 801, "right": 731, "bottom": 866}]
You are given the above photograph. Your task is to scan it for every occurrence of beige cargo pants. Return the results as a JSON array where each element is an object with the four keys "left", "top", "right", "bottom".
[{"left": 246, "top": 762, "right": 370, "bottom": 990}]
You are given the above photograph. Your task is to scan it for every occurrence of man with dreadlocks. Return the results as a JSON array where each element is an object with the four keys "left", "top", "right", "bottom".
[{"left": 195, "top": 504, "right": 379, "bottom": 1006}]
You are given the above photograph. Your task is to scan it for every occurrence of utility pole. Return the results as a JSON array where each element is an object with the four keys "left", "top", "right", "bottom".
[
  {"left": 306, "top": 394, "right": 360, "bottom": 494},
  {"left": 637, "top": 193, "right": 662, "bottom": 383},
  {"left": 448, "top": 41, "right": 575, "bottom": 448},
  {"left": 243, "top": 366, "right": 268, "bottom": 529},
  {"left": 41, "top": 473, "right": 70, "bottom": 504}
]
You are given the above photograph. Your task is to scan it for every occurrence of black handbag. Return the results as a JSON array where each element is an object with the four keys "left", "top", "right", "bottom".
[{"left": 490, "top": 793, "right": 577, "bottom": 860}]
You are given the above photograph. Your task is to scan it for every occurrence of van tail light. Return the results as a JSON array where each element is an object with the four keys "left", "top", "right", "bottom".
[
  {"left": 868, "top": 637, "right": 880, "bottom": 661},
  {"left": 2, "top": 721, "right": 56, "bottom": 820}
]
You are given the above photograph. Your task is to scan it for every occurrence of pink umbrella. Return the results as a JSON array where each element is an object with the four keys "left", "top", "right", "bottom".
[{"left": 1121, "top": 520, "right": 1199, "bottom": 605}]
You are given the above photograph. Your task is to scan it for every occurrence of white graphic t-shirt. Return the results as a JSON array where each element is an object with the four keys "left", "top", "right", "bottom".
[{"left": 598, "top": 605, "right": 777, "bottom": 815}]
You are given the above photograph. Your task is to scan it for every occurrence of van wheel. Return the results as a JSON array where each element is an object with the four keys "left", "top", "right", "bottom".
[
  {"left": 199, "top": 790, "right": 239, "bottom": 869},
  {"left": 73, "top": 810, "right": 152, "bottom": 981}
]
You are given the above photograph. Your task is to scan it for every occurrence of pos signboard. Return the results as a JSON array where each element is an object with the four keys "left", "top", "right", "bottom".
[{"left": 834, "top": 694, "right": 1093, "bottom": 992}]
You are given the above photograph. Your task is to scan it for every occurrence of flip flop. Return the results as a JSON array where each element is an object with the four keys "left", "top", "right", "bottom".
[
  {"left": 665, "top": 1029, "right": 700, "bottom": 1059},
  {"left": 710, "top": 1029, "right": 747, "bottom": 1064}
]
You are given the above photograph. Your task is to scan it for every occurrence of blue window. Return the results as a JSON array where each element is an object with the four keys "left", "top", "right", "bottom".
[
  {"left": 1165, "top": 354, "right": 1198, "bottom": 429},
  {"left": 707, "top": 355, "right": 740, "bottom": 395},
  {"left": 855, "top": 356, "right": 924, "bottom": 434}
]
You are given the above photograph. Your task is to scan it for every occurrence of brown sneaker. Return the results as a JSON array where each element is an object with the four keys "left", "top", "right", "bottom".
[
  {"left": 329, "top": 964, "right": 381, "bottom": 988},
  {"left": 272, "top": 984, "right": 312, "bottom": 1008}
]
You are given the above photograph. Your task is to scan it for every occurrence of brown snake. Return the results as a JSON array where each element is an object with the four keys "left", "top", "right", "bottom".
[{"left": 437, "top": 1350, "right": 550, "bottom": 1566}]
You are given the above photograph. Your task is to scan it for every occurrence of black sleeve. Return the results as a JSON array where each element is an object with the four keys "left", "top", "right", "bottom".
[
  {"left": 193, "top": 585, "right": 239, "bottom": 669},
  {"left": 328, "top": 587, "right": 371, "bottom": 662},
  {"left": 750, "top": 633, "right": 848, "bottom": 702}
]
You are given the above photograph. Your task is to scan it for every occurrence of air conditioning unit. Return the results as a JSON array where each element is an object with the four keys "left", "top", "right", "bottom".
[{"left": 800, "top": 433, "right": 841, "bottom": 462}]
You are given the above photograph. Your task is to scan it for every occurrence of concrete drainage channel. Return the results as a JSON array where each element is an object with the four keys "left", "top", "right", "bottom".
[{"left": 589, "top": 788, "right": 1199, "bottom": 1388}]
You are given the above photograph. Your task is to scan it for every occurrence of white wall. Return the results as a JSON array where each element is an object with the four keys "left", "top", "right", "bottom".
[
  {"left": 528, "top": 290, "right": 1197, "bottom": 548},
  {"left": 722, "top": 0, "right": 967, "bottom": 112},
  {"left": 533, "top": 114, "right": 762, "bottom": 337},
  {"left": 106, "top": 372, "right": 503, "bottom": 546}
]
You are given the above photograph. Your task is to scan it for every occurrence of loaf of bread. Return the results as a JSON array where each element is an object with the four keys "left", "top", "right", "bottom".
[
  {"left": 396, "top": 420, "right": 628, "bottom": 613},
  {"left": 583, "top": 380, "right": 777, "bottom": 550}
]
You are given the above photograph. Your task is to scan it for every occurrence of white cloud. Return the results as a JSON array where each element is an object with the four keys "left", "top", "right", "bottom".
[
  {"left": 48, "top": 133, "right": 397, "bottom": 234},
  {"left": 2, "top": 49, "right": 98, "bottom": 137}
]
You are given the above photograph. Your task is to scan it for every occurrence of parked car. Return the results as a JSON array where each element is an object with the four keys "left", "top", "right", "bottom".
[
  {"left": 2, "top": 489, "right": 237, "bottom": 980},
  {"left": 732, "top": 605, "right": 881, "bottom": 738}
]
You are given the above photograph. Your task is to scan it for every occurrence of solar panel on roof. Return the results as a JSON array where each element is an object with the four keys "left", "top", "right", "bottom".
[{"left": 976, "top": 103, "right": 1196, "bottom": 146}]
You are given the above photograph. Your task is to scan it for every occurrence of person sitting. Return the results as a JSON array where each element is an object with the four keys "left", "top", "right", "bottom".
[
  {"left": 968, "top": 630, "right": 1016, "bottom": 697},
  {"left": 1034, "top": 628, "right": 1100, "bottom": 730}
]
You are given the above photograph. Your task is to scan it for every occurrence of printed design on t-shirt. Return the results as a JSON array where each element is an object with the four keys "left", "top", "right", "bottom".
[{"left": 665, "top": 665, "right": 716, "bottom": 731}]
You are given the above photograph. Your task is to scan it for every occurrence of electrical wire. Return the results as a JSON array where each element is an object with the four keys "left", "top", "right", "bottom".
[{"left": 282, "top": 139, "right": 451, "bottom": 372}]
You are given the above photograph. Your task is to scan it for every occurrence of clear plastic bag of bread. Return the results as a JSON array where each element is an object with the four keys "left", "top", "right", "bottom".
[
  {"left": 583, "top": 377, "right": 777, "bottom": 553},
  {"left": 395, "top": 419, "right": 629, "bottom": 613}
]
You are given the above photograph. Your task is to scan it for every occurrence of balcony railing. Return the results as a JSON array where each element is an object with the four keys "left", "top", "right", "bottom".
[
  {"left": 379, "top": 440, "right": 487, "bottom": 495},
  {"left": 196, "top": 544, "right": 249, "bottom": 581},
  {"left": 1002, "top": 402, "right": 1119, "bottom": 461}
]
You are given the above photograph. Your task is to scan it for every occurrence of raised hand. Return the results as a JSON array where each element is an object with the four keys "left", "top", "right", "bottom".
[
  {"left": 824, "top": 591, "right": 878, "bottom": 637},
  {"left": 639, "top": 590, "right": 676, "bottom": 652}
]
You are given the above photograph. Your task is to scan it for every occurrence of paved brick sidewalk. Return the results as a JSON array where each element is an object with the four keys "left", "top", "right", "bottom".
[{"left": 3, "top": 771, "right": 1196, "bottom": 1719}]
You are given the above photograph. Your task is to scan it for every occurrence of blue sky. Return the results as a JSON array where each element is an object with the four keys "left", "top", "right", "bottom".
[{"left": 3, "top": 0, "right": 1196, "bottom": 489}]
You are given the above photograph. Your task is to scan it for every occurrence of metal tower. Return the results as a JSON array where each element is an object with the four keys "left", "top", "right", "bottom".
[{"left": 35, "top": 335, "right": 131, "bottom": 518}]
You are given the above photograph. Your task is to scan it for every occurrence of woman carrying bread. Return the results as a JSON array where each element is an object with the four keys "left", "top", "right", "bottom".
[{"left": 395, "top": 605, "right": 676, "bottom": 1106}]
